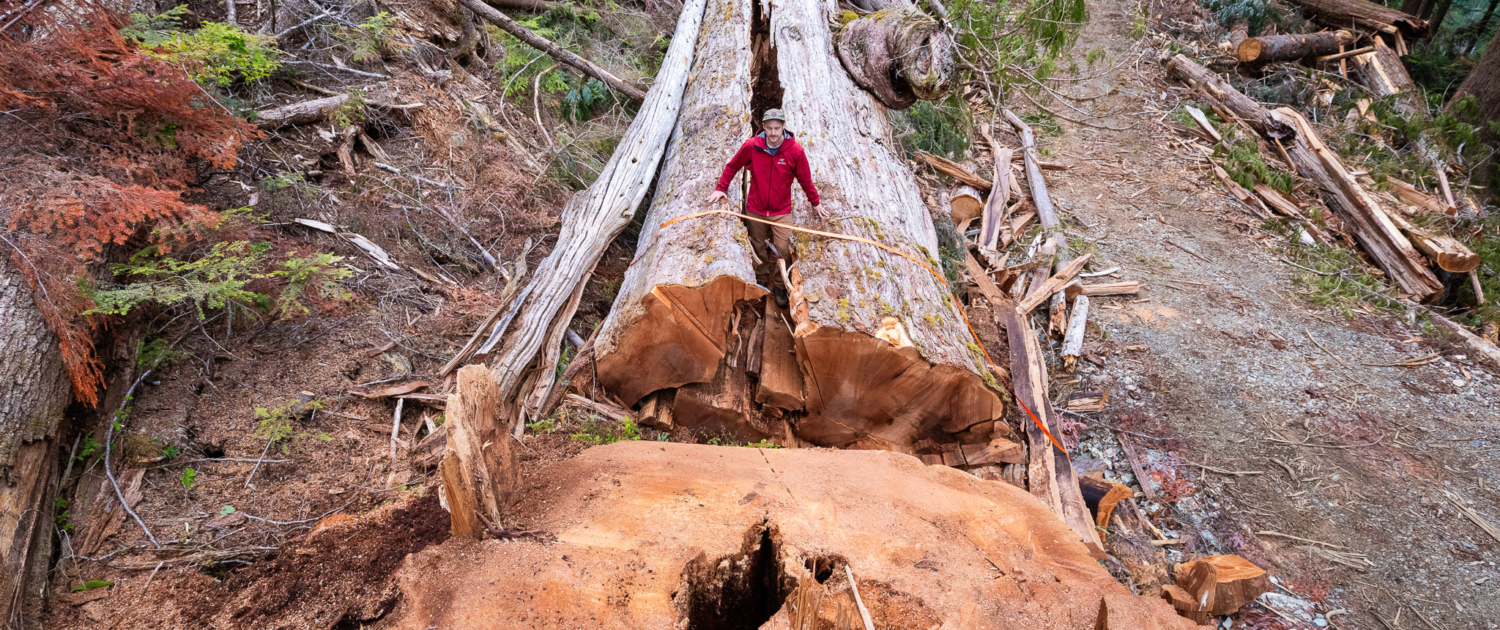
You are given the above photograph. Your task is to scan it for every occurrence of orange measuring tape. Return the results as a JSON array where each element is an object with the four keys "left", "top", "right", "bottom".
[{"left": 632, "top": 208, "right": 1070, "bottom": 457}]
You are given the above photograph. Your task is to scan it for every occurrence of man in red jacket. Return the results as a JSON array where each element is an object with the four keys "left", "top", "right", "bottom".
[{"left": 708, "top": 109, "right": 821, "bottom": 308}]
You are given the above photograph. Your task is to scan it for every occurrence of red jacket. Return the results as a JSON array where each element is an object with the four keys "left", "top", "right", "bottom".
[{"left": 715, "top": 132, "right": 819, "bottom": 216}]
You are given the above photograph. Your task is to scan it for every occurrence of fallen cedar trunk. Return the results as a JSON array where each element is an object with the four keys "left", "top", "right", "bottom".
[
  {"left": 1236, "top": 30, "right": 1355, "bottom": 64},
  {"left": 1283, "top": 0, "right": 1431, "bottom": 39},
  {"left": 1167, "top": 55, "right": 1443, "bottom": 302},
  {"left": 459, "top": 0, "right": 647, "bottom": 101},
  {"left": 593, "top": 0, "right": 765, "bottom": 411},
  {"left": 449, "top": 0, "right": 706, "bottom": 424},
  {"left": 0, "top": 259, "right": 69, "bottom": 625},
  {"left": 595, "top": 0, "right": 1004, "bottom": 450}
]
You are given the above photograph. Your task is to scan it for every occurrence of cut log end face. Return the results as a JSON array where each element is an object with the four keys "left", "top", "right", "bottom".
[{"left": 1174, "top": 555, "right": 1272, "bottom": 616}]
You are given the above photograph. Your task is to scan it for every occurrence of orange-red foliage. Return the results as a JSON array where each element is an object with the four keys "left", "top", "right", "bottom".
[{"left": 0, "top": 1, "right": 262, "bottom": 406}]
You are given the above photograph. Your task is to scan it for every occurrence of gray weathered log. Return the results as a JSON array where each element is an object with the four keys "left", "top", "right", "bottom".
[
  {"left": 462, "top": 0, "right": 706, "bottom": 420},
  {"left": 255, "top": 94, "right": 350, "bottom": 129},
  {"left": 460, "top": 0, "right": 648, "bottom": 102}
]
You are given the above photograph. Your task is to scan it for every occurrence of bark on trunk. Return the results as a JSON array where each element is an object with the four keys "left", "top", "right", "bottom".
[
  {"left": 596, "top": 0, "right": 1004, "bottom": 450},
  {"left": 1168, "top": 55, "right": 1443, "bottom": 300},
  {"left": 0, "top": 259, "right": 68, "bottom": 625},
  {"left": 1426, "top": 0, "right": 1456, "bottom": 35},
  {"left": 1236, "top": 30, "right": 1355, "bottom": 64},
  {"left": 460, "top": 0, "right": 707, "bottom": 420},
  {"left": 1451, "top": 37, "right": 1500, "bottom": 194},
  {"left": 1283, "top": 0, "right": 1431, "bottom": 38},
  {"left": 459, "top": 0, "right": 648, "bottom": 102},
  {"left": 835, "top": 7, "right": 954, "bottom": 109}
]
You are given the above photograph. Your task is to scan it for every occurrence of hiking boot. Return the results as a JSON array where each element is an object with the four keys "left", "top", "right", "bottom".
[{"left": 772, "top": 286, "right": 789, "bottom": 309}]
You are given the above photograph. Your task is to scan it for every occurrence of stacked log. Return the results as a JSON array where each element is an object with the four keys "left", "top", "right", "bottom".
[{"left": 1282, "top": 0, "right": 1431, "bottom": 39}]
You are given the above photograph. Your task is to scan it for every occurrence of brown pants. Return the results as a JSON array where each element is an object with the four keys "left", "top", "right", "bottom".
[{"left": 745, "top": 211, "right": 793, "bottom": 287}]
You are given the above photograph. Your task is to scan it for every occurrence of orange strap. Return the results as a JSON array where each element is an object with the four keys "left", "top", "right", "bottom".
[{"left": 632, "top": 208, "right": 1069, "bottom": 456}]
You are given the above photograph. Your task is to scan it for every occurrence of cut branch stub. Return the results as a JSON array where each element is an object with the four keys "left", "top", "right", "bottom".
[{"left": 836, "top": 7, "right": 954, "bottom": 109}]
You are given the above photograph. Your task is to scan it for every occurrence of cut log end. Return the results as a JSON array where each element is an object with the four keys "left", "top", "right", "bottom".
[
  {"left": 792, "top": 325, "right": 1005, "bottom": 448},
  {"left": 595, "top": 276, "right": 767, "bottom": 407},
  {"left": 1173, "top": 555, "right": 1272, "bottom": 616}
]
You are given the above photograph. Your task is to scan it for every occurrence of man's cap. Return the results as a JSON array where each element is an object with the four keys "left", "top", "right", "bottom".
[{"left": 762, "top": 108, "right": 786, "bottom": 122}]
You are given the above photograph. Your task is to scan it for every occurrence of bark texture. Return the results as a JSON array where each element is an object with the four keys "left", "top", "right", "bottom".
[
  {"left": 0, "top": 259, "right": 68, "bottom": 625},
  {"left": 465, "top": 0, "right": 707, "bottom": 422},
  {"left": 595, "top": 0, "right": 1004, "bottom": 450},
  {"left": 1235, "top": 30, "right": 1355, "bottom": 64},
  {"left": 593, "top": 0, "right": 763, "bottom": 407},
  {"left": 1451, "top": 37, "right": 1500, "bottom": 194},
  {"left": 835, "top": 7, "right": 954, "bottom": 109},
  {"left": 774, "top": 0, "right": 1003, "bottom": 447},
  {"left": 1284, "top": 0, "right": 1431, "bottom": 38}
]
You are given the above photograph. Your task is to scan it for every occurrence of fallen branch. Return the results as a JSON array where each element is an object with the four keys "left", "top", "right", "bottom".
[{"left": 459, "top": 0, "right": 646, "bottom": 101}]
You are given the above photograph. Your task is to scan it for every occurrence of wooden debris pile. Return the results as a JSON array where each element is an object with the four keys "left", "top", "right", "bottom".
[{"left": 1166, "top": 47, "right": 1478, "bottom": 305}]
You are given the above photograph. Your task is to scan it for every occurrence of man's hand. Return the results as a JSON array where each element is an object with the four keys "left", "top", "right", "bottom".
[
  {"left": 708, "top": 190, "right": 728, "bottom": 205},
  {"left": 812, "top": 203, "right": 829, "bottom": 220}
]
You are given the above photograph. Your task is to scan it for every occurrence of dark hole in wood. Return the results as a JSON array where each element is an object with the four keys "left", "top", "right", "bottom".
[
  {"left": 675, "top": 520, "right": 794, "bottom": 630},
  {"left": 749, "top": 0, "right": 784, "bottom": 132}
]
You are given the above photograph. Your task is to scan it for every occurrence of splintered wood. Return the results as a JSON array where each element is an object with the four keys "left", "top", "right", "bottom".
[{"left": 440, "top": 365, "right": 520, "bottom": 538}]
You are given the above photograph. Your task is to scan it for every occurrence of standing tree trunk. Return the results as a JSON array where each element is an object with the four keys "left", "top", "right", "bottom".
[
  {"left": 1451, "top": 39, "right": 1500, "bottom": 195},
  {"left": 1426, "top": 0, "right": 1456, "bottom": 35},
  {"left": 1468, "top": 0, "right": 1499, "bottom": 54},
  {"left": 594, "top": 0, "right": 1003, "bottom": 451},
  {"left": 0, "top": 259, "right": 69, "bottom": 626}
]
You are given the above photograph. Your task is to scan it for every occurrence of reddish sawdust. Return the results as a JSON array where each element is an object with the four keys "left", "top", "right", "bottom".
[{"left": 48, "top": 492, "right": 448, "bottom": 630}]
